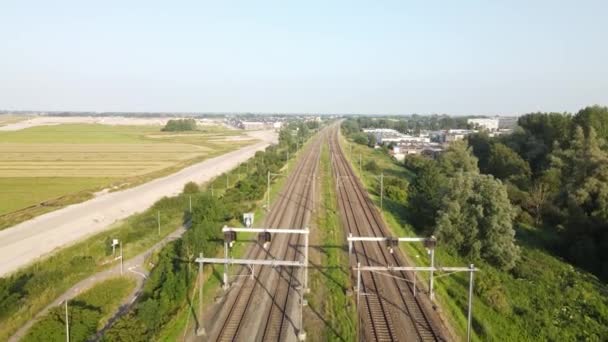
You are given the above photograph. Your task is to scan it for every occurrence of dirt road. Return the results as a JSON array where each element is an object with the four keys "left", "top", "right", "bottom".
[
  {"left": 8, "top": 225, "right": 186, "bottom": 342},
  {"left": 0, "top": 130, "right": 277, "bottom": 277}
]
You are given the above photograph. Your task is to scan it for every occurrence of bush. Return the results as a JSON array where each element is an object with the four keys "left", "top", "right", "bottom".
[
  {"left": 353, "top": 133, "right": 369, "bottom": 145},
  {"left": 364, "top": 160, "right": 380, "bottom": 173},
  {"left": 182, "top": 182, "right": 199, "bottom": 194}
]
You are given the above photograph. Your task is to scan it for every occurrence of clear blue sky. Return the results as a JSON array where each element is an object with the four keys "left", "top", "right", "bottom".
[{"left": 1, "top": 0, "right": 606, "bottom": 115}]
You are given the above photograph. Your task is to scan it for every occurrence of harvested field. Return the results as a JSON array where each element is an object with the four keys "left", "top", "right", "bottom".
[{"left": 0, "top": 123, "right": 257, "bottom": 222}]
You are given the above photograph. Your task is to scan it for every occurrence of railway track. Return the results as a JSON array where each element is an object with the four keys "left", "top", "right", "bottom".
[
  {"left": 209, "top": 130, "right": 323, "bottom": 341},
  {"left": 328, "top": 125, "right": 445, "bottom": 342}
]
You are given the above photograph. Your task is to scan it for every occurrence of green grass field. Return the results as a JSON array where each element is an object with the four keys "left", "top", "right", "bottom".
[{"left": 0, "top": 124, "right": 256, "bottom": 227}]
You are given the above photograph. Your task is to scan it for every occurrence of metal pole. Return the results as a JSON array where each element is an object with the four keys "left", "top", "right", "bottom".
[
  {"left": 223, "top": 242, "right": 229, "bottom": 290},
  {"left": 267, "top": 171, "right": 270, "bottom": 210},
  {"left": 65, "top": 300, "right": 69, "bottom": 342},
  {"left": 311, "top": 175, "right": 315, "bottom": 212},
  {"left": 304, "top": 227, "right": 309, "bottom": 291},
  {"left": 380, "top": 173, "right": 384, "bottom": 211},
  {"left": 356, "top": 262, "right": 361, "bottom": 307},
  {"left": 120, "top": 242, "right": 123, "bottom": 276},
  {"left": 430, "top": 248, "right": 435, "bottom": 300},
  {"left": 197, "top": 252, "right": 205, "bottom": 336},
  {"left": 157, "top": 211, "right": 160, "bottom": 236},
  {"left": 467, "top": 264, "right": 474, "bottom": 342},
  {"left": 413, "top": 270, "right": 417, "bottom": 297},
  {"left": 299, "top": 287, "right": 305, "bottom": 340}
]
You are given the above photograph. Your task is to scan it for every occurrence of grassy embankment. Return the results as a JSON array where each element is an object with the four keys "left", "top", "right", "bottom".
[
  {"left": 23, "top": 277, "right": 136, "bottom": 342},
  {"left": 0, "top": 192, "right": 195, "bottom": 341},
  {"left": 340, "top": 134, "right": 608, "bottom": 341},
  {"left": 0, "top": 124, "right": 255, "bottom": 229},
  {"left": 156, "top": 135, "right": 316, "bottom": 341},
  {"left": 304, "top": 142, "right": 356, "bottom": 341}
]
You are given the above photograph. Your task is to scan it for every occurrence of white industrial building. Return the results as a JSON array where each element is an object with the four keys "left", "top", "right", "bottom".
[{"left": 467, "top": 118, "right": 499, "bottom": 132}]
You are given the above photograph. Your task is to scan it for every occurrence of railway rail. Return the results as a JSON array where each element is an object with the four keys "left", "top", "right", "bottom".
[
  {"left": 208, "top": 130, "right": 324, "bottom": 341},
  {"left": 328, "top": 126, "right": 446, "bottom": 342}
]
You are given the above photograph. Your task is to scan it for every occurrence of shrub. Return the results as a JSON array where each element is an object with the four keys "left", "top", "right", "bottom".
[
  {"left": 364, "top": 160, "right": 380, "bottom": 173},
  {"left": 183, "top": 182, "right": 199, "bottom": 194}
]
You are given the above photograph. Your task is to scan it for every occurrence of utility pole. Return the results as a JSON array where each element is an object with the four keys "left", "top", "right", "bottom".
[
  {"left": 467, "top": 264, "right": 475, "bottom": 342},
  {"left": 64, "top": 300, "right": 69, "bottom": 342},
  {"left": 429, "top": 247, "right": 435, "bottom": 300},
  {"left": 120, "top": 242, "right": 123, "bottom": 276},
  {"left": 157, "top": 211, "right": 161, "bottom": 236},
  {"left": 304, "top": 227, "right": 309, "bottom": 291},
  {"left": 267, "top": 170, "right": 271, "bottom": 210},
  {"left": 380, "top": 173, "right": 384, "bottom": 211},
  {"left": 197, "top": 252, "right": 205, "bottom": 336},
  {"left": 189, "top": 195, "right": 192, "bottom": 213}
]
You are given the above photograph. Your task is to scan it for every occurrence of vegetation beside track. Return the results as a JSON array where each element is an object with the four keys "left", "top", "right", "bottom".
[
  {"left": 22, "top": 277, "right": 136, "bottom": 342},
  {"left": 340, "top": 131, "right": 608, "bottom": 341},
  {"left": 101, "top": 121, "right": 320, "bottom": 341},
  {"left": 306, "top": 142, "right": 356, "bottom": 341},
  {"left": 0, "top": 192, "right": 193, "bottom": 340}
]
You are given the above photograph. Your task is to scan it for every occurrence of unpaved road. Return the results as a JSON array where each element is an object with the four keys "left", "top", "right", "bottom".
[
  {"left": 9, "top": 225, "right": 186, "bottom": 342},
  {"left": 0, "top": 130, "right": 277, "bottom": 277}
]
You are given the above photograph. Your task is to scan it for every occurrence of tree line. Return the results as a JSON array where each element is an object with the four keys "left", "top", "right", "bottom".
[
  {"left": 161, "top": 118, "right": 197, "bottom": 131},
  {"left": 466, "top": 105, "right": 608, "bottom": 280}
]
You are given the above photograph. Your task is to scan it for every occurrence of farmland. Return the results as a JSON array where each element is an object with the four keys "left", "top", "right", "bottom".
[{"left": 0, "top": 124, "right": 256, "bottom": 228}]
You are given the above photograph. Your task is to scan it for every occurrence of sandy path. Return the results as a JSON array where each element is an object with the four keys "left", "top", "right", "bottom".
[
  {"left": 9, "top": 225, "right": 186, "bottom": 342},
  {"left": 0, "top": 131, "right": 277, "bottom": 277}
]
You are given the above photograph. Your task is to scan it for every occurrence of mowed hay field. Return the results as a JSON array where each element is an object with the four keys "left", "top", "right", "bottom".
[{"left": 0, "top": 123, "right": 256, "bottom": 227}]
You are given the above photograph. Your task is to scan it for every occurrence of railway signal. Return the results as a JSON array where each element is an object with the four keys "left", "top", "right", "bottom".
[
  {"left": 221, "top": 226, "right": 310, "bottom": 291},
  {"left": 243, "top": 212, "right": 254, "bottom": 228},
  {"left": 347, "top": 234, "right": 438, "bottom": 299}
]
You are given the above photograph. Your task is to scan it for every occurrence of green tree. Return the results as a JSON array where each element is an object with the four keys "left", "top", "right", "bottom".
[
  {"left": 545, "top": 126, "right": 608, "bottom": 278},
  {"left": 408, "top": 162, "right": 448, "bottom": 231},
  {"left": 161, "top": 119, "right": 197, "bottom": 132},
  {"left": 367, "top": 133, "right": 377, "bottom": 147},
  {"left": 573, "top": 105, "right": 608, "bottom": 142},
  {"left": 435, "top": 172, "right": 519, "bottom": 270},
  {"left": 486, "top": 143, "right": 531, "bottom": 188},
  {"left": 438, "top": 140, "right": 479, "bottom": 174},
  {"left": 352, "top": 133, "right": 369, "bottom": 145}
]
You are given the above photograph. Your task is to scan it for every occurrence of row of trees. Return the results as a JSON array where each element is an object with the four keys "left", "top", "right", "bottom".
[
  {"left": 102, "top": 122, "right": 316, "bottom": 340},
  {"left": 342, "top": 115, "right": 472, "bottom": 135},
  {"left": 466, "top": 105, "right": 608, "bottom": 279}
]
